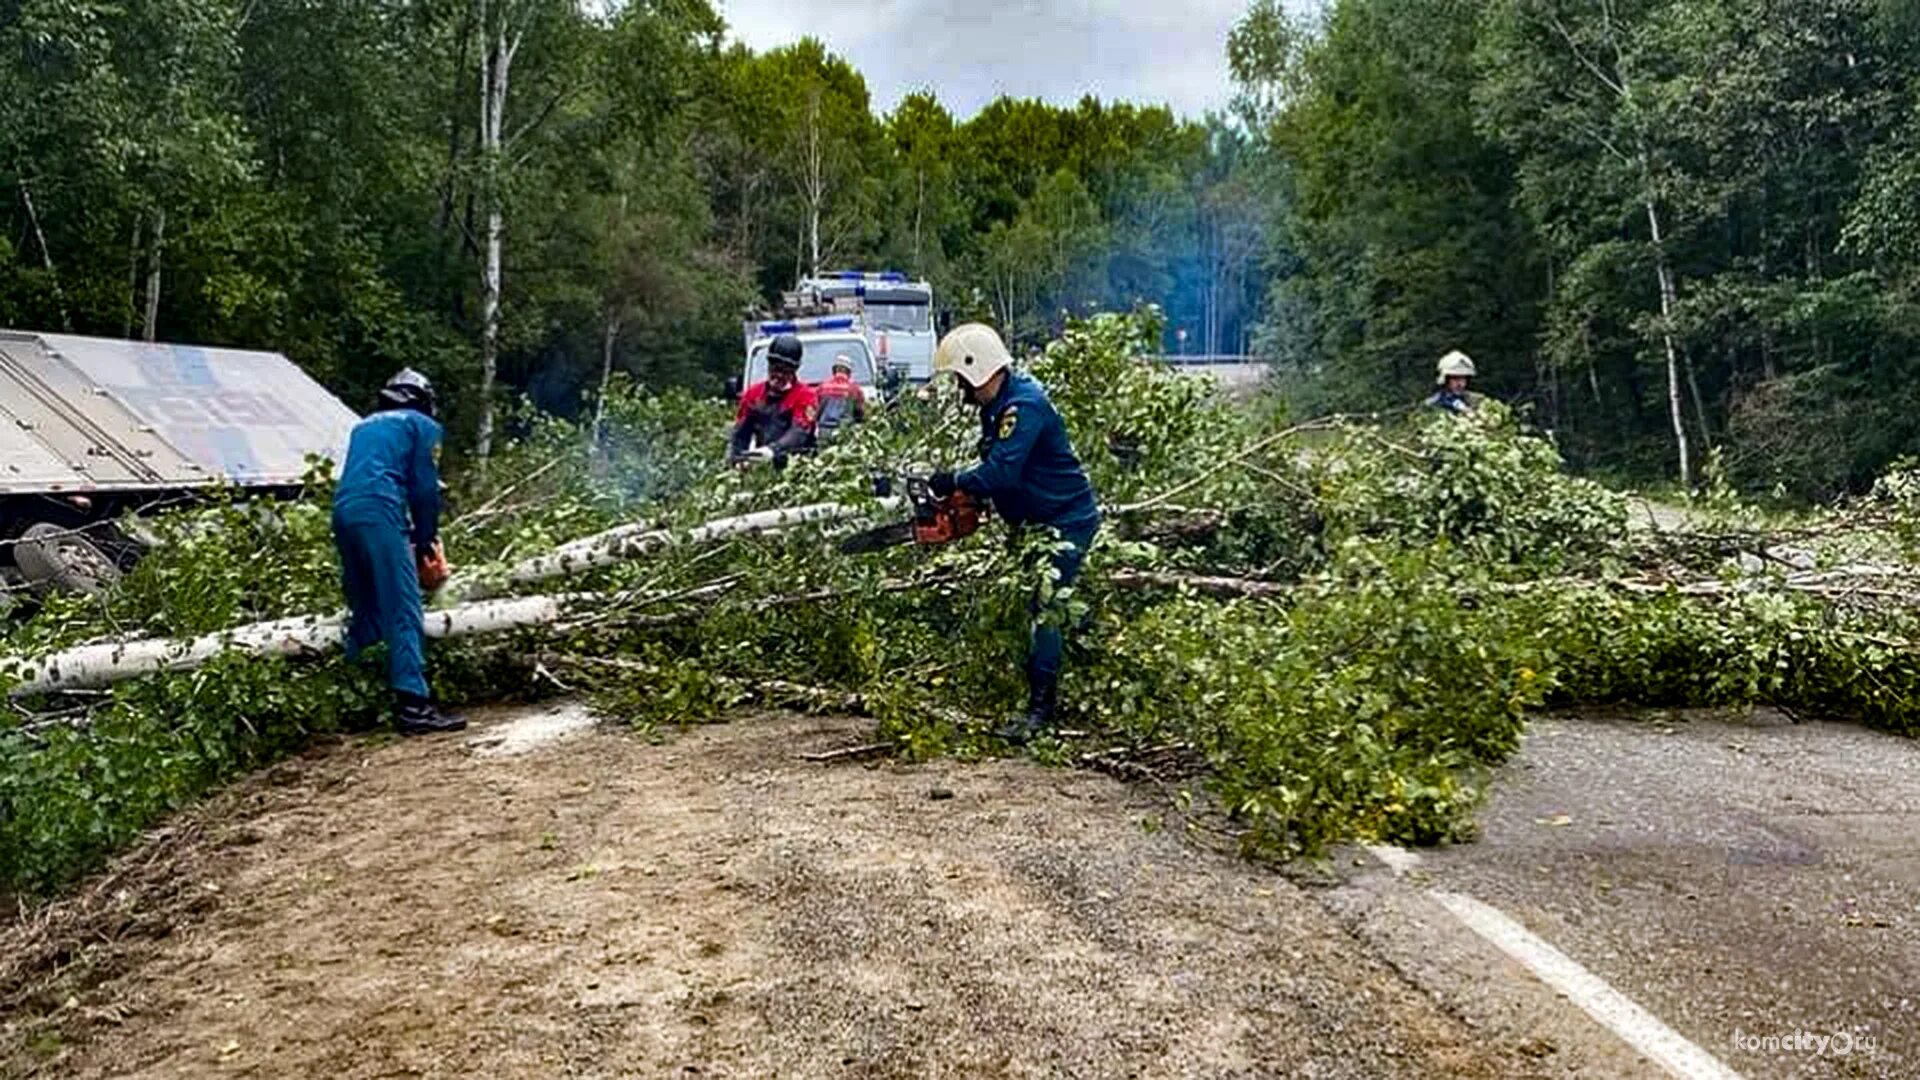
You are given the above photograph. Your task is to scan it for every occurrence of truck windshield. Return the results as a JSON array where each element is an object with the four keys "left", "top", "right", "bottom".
[
  {"left": 748, "top": 340, "right": 877, "bottom": 386},
  {"left": 865, "top": 302, "right": 931, "bottom": 333}
]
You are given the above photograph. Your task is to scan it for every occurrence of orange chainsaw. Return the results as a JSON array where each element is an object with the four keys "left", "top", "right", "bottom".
[
  {"left": 417, "top": 539, "right": 452, "bottom": 592},
  {"left": 840, "top": 475, "right": 987, "bottom": 554}
]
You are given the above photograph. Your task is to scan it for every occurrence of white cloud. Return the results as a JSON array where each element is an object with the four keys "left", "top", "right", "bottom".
[{"left": 714, "top": 0, "right": 1252, "bottom": 120}]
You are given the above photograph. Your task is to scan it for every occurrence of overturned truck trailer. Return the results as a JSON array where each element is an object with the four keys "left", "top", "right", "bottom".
[{"left": 0, "top": 331, "right": 359, "bottom": 599}]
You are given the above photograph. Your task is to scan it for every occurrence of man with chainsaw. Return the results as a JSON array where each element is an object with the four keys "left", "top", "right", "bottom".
[
  {"left": 332, "top": 369, "right": 463, "bottom": 736},
  {"left": 813, "top": 353, "right": 867, "bottom": 442},
  {"left": 1426, "top": 350, "right": 1483, "bottom": 414},
  {"left": 728, "top": 333, "right": 819, "bottom": 468},
  {"left": 929, "top": 323, "right": 1100, "bottom": 743}
]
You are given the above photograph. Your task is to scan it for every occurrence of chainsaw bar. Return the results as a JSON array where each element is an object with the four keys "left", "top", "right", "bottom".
[{"left": 838, "top": 522, "right": 916, "bottom": 554}]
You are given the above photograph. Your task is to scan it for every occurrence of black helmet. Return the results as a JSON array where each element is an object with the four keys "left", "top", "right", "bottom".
[
  {"left": 377, "top": 368, "right": 437, "bottom": 417},
  {"left": 767, "top": 334, "right": 803, "bottom": 371}
]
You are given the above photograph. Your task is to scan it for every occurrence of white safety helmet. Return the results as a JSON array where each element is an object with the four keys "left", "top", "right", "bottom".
[
  {"left": 935, "top": 323, "right": 1014, "bottom": 390},
  {"left": 832, "top": 353, "right": 854, "bottom": 374},
  {"left": 1436, "top": 349, "right": 1477, "bottom": 384}
]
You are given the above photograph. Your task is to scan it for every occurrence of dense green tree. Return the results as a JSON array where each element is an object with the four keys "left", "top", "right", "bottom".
[
  {"left": 0, "top": 1, "right": 1267, "bottom": 453},
  {"left": 1241, "top": 0, "right": 1920, "bottom": 495},
  {"left": 1247, "top": 0, "right": 1541, "bottom": 411}
]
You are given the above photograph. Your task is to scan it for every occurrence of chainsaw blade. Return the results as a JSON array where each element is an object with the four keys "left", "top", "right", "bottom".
[{"left": 838, "top": 522, "right": 915, "bottom": 554}]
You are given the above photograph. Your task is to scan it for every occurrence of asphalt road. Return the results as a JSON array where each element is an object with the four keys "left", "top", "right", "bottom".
[{"left": 1325, "top": 709, "right": 1920, "bottom": 1079}]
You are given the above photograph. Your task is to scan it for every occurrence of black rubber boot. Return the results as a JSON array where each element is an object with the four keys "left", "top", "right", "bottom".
[
  {"left": 995, "top": 673, "right": 1058, "bottom": 745},
  {"left": 394, "top": 692, "right": 467, "bottom": 736}
]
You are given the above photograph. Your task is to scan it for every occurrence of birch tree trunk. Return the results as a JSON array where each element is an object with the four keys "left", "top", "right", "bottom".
[
  {"left": 17, "top": 177, "right": 71, "bottom": 330},
  {"left": 1644, "top": 199, "right": 1692, "bottom": 490},
  {"left": 592, "top": 313, "right": 619, "bottom": 450},
  {"left": 7, "top": 498, "right": 907, "bottom": 696},
  {"left": 123, "top": 216, "right": 141, "bottom": 338},
  {"left": 450, "top": 496, "right": 905, "bottom": 601},
  {"left": 5, "top": 596, "right": 571, "bottom": 698},
  {"left": 803, "top": 91, "right": 825, "bottom": 276},
  {"left": 911, "top": 168, "right": 925, "bottom": 272},
  {"left": 1537, "top": 8, "right": 1694, "bottom": 487},
  {"left": 475, "top": 2, "right": 519, "bottom": 468},
  {"left": 142, "top": 209, "right": 165, "bottom": 342}
]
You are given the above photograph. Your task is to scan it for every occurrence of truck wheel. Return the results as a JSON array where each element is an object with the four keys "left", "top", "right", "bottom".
[{"left": 14, "top": 523, "right": 124, "bottom": 597}]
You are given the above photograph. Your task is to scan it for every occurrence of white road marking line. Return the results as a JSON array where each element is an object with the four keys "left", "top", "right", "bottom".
[
  {"left": 1430, "top": 890, "right": 1746, "bottom": 1080},
  {"left": 1363, "top": 843, "right": 1423, "bottom": 875}
]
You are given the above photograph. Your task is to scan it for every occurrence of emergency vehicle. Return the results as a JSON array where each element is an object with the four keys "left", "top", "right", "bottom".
[
  {"left": 797, "top": 271, "right": 937, "bottom": 384},
  {"left": 734, "top": 315, "right": 884, "bottom": 398}
]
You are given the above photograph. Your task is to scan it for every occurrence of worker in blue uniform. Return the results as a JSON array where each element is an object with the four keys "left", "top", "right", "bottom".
[
  {"left": 1425, "top": 350, "right": 1485, "bottom": 414},
  {"left": 332, "top": 369, "right": 464, "bottom": 735},
  {"left": 928, "top": 323, "right": 1100, "bottom": 744}
]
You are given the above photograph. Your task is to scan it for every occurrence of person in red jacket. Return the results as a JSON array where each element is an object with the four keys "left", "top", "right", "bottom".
[
  {"left": 728, "top": 334, "right": 818, "bottom": 467},
  {"left": 814, "top": 353, "right": 867, "bottom": 442}
]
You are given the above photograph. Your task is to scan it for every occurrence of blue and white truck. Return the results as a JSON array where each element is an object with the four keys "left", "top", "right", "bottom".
[{"left": 796, "top": 272, "right": 937, "bottom": 384}]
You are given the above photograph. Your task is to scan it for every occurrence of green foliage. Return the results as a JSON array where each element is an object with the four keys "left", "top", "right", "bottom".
[
  {"left": 1241, "top": 0, "right": 1920, "bottom": 493},
  {"left": 1316, "top": 405, "right": 1630, "bottom": 566},
  {"left": 0, "top": 652, "right": 385, "bottom": 894},
  {"left": 1030, "top": 306, "right": 1246, "bottom": 503},
  {"left": 0, "top": 2, "right": 1266, "bottom": 440},
  {"left": 1085, "top": 544, "right": 1546, "bottom": 855}
]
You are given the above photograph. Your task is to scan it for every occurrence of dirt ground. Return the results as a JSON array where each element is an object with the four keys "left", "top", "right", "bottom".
[{"left": 0, "top": 703, "right": 1544, "bottom": 1079}]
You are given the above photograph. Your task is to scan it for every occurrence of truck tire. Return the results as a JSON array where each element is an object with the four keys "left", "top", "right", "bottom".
[{"left": 14, "top": 523, "right": 124, "bottom": 597}]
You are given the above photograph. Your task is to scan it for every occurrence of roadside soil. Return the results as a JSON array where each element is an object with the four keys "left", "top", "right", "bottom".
[{"left": 0, "top": 704, "right": 1546, "bottom": 1079}]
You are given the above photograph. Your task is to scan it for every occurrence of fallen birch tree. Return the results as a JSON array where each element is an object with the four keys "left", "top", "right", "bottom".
[
  {"left": 5, "top": 595, "right": 573, "bottom": 697},
  {"left": 6, "top": 497, "right": 907, "bottom": 697},
  {"left": 443, "top": 497, "right": 904, "bottom": 601}
]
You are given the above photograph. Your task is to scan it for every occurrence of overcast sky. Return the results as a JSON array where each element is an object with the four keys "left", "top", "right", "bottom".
[{"left": 715, "top": 0, "right": 1255, "bottom": 121}]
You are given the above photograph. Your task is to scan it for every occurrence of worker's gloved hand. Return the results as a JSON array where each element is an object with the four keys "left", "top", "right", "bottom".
[
  {"left": 416, "top": 539, "right": 452, "bottom": 592},
  {"left": 929, "top": 471, "right": 957, "bottom": 498}
]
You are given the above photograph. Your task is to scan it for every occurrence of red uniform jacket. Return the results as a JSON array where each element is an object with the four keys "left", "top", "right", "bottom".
[
  {"left": 815, "top": 374, "right": 867, "bottom": 432},
  {"left": 731, "top": 380, "right": 819, "bottom": 457}
]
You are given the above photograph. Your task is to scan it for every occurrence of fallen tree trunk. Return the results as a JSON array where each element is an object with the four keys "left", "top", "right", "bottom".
[
  {"left": 446, "top": 497, "right": 904, "bottom": 601},
  {"left": 4, "top": 497, "right": 909, "bottom": 698},
  {"left": 6, "top": 595, "right": 573, "bottom": 698}
]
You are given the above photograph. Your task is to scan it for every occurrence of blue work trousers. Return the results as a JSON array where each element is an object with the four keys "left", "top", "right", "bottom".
[
  {"left": 332, "top": 504, "right": 429, "bottom": 697},
  {"left": 1028, "top": 519, "right": 1099, "bottom": 684}
]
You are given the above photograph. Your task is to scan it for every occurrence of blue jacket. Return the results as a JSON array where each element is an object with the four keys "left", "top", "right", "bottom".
[
  {"left": 1425, "top": 389, "right": 1481, "bottom": 415},
  {"left": 957, "top": 371, "right": 1099, "bottom": 531},
  {"left": 333, "top": 408, "right": 443, "bottom": 550}
]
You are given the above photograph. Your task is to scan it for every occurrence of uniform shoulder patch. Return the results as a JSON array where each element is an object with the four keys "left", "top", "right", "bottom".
[{"left": 998, "top": 407, "right": 1019, "bottom": 441}]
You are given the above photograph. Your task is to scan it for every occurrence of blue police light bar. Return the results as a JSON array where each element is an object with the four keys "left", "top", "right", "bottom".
[
  {"left": 826, "top": 270, "right": 909, "bottom": 284},
  {"left": 757, "top": 316, "right": 857, "bottom": 334}
]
